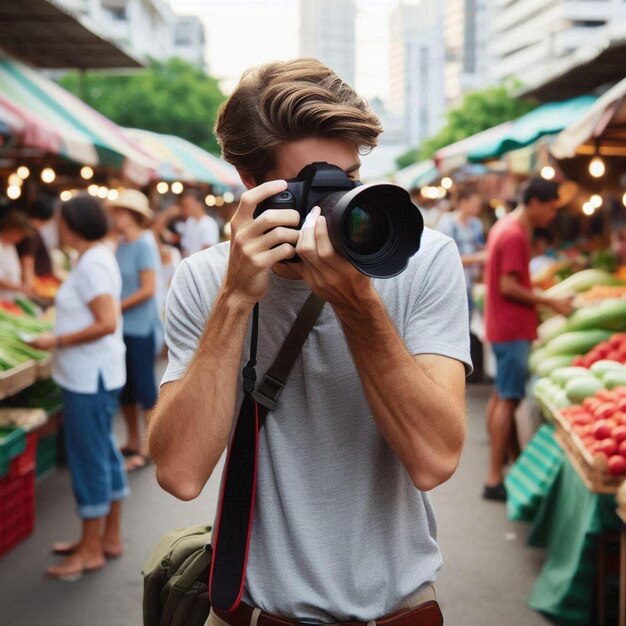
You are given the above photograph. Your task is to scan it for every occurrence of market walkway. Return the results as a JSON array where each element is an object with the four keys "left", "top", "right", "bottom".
[{"left": 0, "top": 384, "right": 550, "bottom": 626}]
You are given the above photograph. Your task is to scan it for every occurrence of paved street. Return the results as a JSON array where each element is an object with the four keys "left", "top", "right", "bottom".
[{"left": 0, "top": 383, "right": 550, "bottom": 626}]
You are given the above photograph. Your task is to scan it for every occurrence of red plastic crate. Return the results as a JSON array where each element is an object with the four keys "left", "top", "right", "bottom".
[{"left": 0, "top": 433, "right": 37, "bottom": 558}]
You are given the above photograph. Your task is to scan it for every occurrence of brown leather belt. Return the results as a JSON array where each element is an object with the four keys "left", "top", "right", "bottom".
[{"left": 213, "top": 600, "right": 443, "bottom": 626}]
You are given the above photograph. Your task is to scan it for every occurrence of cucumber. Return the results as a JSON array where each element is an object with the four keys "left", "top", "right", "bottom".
[
  {"left": 544, "top": 330, "right": 613, "bottom": 357},
  {"left": 545, "top": 269, "right": 619, "bottom": 297},
  {"left": 590, "top": 360, "right": 625, "bottom": 377},
  {"left": 550, "top": 367, "right": 591, "bottom": 387},
  {"left": 529, "top": 348, "right": 547, "bottom": 373},
  {"left": 536, "top": 355, "right": 576, "bottom": 377},
  {"left": 567, "top": 300, "right": 626, "bottom": 333},
  {"left": 604, "top": 370, "right": 626, "bottom": 390}
]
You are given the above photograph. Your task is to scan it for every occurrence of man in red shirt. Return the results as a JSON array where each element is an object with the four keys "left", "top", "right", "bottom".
[{"left": 484, "top": 178, "right": 572, "bottom": 500}]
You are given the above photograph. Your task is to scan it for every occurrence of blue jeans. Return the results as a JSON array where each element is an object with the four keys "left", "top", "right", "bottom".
[
  {"left": 62, "top": 378, "right": 130, "bottom": 519},
  {"left": 120, "top": 333, "right": 158, "bottom": 409}
]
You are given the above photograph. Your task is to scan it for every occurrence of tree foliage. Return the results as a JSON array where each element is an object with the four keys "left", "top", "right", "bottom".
[
  {"left": 395, "top": 83, "right": 537, "bottom": 169},
  {"left": 59, "top": 58, "right": 226, "bottom": 154}
]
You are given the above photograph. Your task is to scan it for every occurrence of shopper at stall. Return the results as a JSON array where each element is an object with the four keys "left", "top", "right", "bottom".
[
  {"left": 17, "top": 197, "right": 54, "bottom": 286},
  {"left": 437, "top": 187, "right": 485, "bottom": 316},
  {"left": 0, "top": 210, "right": 34, "bottom": 300},
  {"left": 29, "top": 194, "right": 127, "bottom": 580},
  {"left": 149, "top": 58, "right": 470, "bottom": 626},
  {"left": 176, "top": 189, "right": 220, "bottom": 257},
  {"left": 483, "top": 178, "right": 573, "bottom": 501},
  {"left": 109, "top": 189, "right": 160, "bottom": 472}
]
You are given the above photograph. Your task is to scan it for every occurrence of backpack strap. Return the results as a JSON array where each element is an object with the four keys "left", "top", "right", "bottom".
[{"left": 209, "top": 293, "right": 325, "bottom": 612}]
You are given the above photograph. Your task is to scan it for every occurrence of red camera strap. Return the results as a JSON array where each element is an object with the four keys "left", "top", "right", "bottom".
[{"left": 209, "top": 294, "right": 325, "bottom": 612}]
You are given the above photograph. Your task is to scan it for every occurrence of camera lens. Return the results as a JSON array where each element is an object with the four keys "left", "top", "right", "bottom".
[{"left": 343, "top": 205, "right": 389, "bottom": 256}]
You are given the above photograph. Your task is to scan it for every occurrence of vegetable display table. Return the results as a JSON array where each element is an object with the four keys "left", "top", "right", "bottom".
[{"left": 506, "top": 426, "right": 621, "bottom": 624}]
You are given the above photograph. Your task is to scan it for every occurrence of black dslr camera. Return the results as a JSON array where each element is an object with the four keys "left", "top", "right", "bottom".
[{"left": 255, "top": 162, "right": 423, "bottom": 278}]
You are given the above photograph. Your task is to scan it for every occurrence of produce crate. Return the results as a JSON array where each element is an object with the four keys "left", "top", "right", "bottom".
[
  {"left": 554, "top": 422, "right": 624, "bottom": 494},
  {"left": 0, "top": 427, "right": 26, "bottom": 478},
  {"left": 0, "top": 408, "right": 47, "bottom": 432},
  {"left": 36, "top": 354, "right": 53, "bottom": 380},
  {"left": 36, "top": 432, "right": 58, "bottom": 478},
  {"left": 0, "top": 433, "right": 37, "bottom": 557},
  {"left": 0, "top": 361, "right": 38, "bottom": 401}
]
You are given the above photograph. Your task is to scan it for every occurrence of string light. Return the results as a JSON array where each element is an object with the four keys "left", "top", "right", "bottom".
[
  {"left": 590, "top": 194, "right": 602, "bottom": 209},
  {"left": 107, "top": 189, "right": 120, "bottom": 202},
  {"left": 7, "top": 185, "right": 21, "bottom": 200},
  {"left": 215, "top": 196, "right": 225, "bottom": 207},
  {"left": 582, "top": 202, "right": 595, "bottom": 216},
  {"left": 223, "top": 191, "right": 235, "bottom": 203},
  {"left": 540, "top": 166, "right": 555, "bottom": 180},
  {"left": 8, "top": 174, "right": 22, "bottom": 187},
  {"left": 17, "top": 166, "right": 30, "bottom": 179},
  {"left": 622, "top": 192, "right": 626, "bottom": 208},
  {"left": 589, "top": 156, "right": 605, "bottom": 178},
  {"left": 80, "top": 166, "right": 94, "bottom": 180},
  {"left": 171, "top": 181, "right": 184, "bottom": 194},
  {"left": 97, "top": 186, "right": 108, "bottom": 199},
  {"left": 156, "top": 181, "right": 169, "bottom": 194},
  {"left": 60, "top": 191, "right": 72, "bottom": 201},
  {"left": 441, "top": 177, "right": 453, "bottom": 190},
  {"left": 87, "top": 184, "right": 99, "bottom": 196},
  {"left": 41, "top": 168, "right": 56, "bottom": 183},
  {"left": 205, "top": 194, "right": 216, "bottom": 207}
]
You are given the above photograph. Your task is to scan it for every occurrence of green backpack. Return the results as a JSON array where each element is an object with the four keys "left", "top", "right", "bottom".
[{"left": 142, "top": 523, "right": 213, "bottom": 626}]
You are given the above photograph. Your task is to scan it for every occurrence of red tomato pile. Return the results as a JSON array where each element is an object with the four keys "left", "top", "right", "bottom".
[
  {"left": 572, "top": 333, "right": 626, "bottom": 369},
  {"left": 561, "top": 386, "right": 626, "bottom": 476}
]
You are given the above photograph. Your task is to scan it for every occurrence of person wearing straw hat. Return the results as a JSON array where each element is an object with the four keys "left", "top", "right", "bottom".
[{"left": 109, "top": 189, "right": 160, "bottom": 471}]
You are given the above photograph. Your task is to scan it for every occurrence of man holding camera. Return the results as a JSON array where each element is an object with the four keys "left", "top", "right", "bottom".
[{"left": 149, "top": 59, "right": 471, "bottom": 626}]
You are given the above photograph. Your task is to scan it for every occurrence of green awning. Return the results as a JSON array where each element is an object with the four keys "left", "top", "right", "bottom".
[{"left": 468, "top": 95, "right": 597, "bottom": 162}]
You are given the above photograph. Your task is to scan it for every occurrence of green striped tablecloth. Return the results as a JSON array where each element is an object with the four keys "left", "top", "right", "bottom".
[
  {"left": 505, "top": 424, "right": 564, "bottom": 523},
  {"left": 506, "top": 424, "right": 621, "bottom": 625}
]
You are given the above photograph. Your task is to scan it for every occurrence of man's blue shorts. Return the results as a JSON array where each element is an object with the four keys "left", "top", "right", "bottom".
[{"left": 492, "top": 340, "right": 531, "bottom": 401}]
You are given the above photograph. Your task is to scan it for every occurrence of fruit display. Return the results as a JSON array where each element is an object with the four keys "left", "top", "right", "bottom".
[
  {"left": 574, "top": 284, "right": 626, "bottom": 306},
  {"left": 0, "top": 310, "right": 50, "bottom": 372},
  {"left": 32, "top": 275, "right": 61, "bottom": 300},
  {"left": 544, "top": 268, "right": 620, "bottom": 298}
]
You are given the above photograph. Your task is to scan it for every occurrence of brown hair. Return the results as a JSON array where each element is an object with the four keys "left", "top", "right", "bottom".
[
  {"left": 214, "top": 58, "right": 383, "bottom": 183},
  {"left": 455, "top": 187, "right": 480, "bottom": 204},
  {"left": 0, "top": 210, "right": 33, "bottom": 235}
]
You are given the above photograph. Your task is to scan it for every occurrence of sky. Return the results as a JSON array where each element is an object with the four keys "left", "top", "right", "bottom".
[{"left": 170, "top": 0, "right": 400, "bottom": 100}]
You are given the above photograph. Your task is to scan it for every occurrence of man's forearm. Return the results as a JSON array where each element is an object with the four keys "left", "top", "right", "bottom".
[
  {"left": 501, "top": 280, "right": 547, "bottom": 307},
  {"left": 149, "top": 288, "right": 252, "bottom": 500},
  {"left": 333, "top": 290, "right": 465, "bottom": 491}
]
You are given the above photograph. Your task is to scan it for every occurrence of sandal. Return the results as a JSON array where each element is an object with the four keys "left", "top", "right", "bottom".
[
  {"left": 52, "top": 541, "right": 123, "bottom": 559},
  {"left": 125, "top": 453, "right": 150, "bottom": 473},
  {"left": 482, "top": 482, "right": 507, "bottom": 502},
  {"left": 120, "top": 446, "right": 141, "bottom": 458}
]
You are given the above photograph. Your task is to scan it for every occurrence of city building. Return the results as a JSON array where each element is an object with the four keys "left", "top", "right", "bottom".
[
  {"left": 173, "top": 15, "right": 207, "bottom": 70},
  {"left": 444, "top": 0, "right": 492, "bottom": 106},
  {"left": 299, "top": 0, "right": 356, "bottom": 86},
  {"left": 491, "top": 0, "right": 626, "bottom": 92},
  {"left": 389, "top": 0, "right": 446, "bottom": 147},
  {"left": 56, "top": 0, "right": 206, "bottom": 67}
]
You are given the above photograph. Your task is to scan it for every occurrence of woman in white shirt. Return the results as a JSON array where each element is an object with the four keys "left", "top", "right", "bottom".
[
  {"left": 0, "top": 210, "right": 33, "bottom": 300},
  {"left": 30, "top": 195, "right": 128, "bottom": 580}
]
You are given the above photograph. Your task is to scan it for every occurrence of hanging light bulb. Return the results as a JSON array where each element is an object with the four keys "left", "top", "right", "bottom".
[
  {"left": 156, "top": 181, "right": 169, "bottom": 194},
  {"left": 223, "top": 191, "right": 235, "bottom": 203},
  {"left": 582, "top": 202, "right": 595, "bottom": 216},
  {"left": 622, "top": 191, "right": 626, "bottom": 208},
  {"left": 205, "top": 194, "right": 216, "bottom": 206},
  {"left": 589, "top": 156, "right": 605, "bottom": 178},
  {"left": 540, "top": 166, "right": 555, "bottom": 180},
  {"left": 590, "top": 194, "right": 602, "bottom": 209},
  {"left": 8, "top": 173, "right": 22, "bottom": 187},
  {"left": 7, "top": 185, "right": 21, "bottom": 200},
  {"left": 107, "top": 189, "right": 119, "bottom": 202},
  {"left": 171, "top": 181, "right": 184, "bottom": 194},
  {"left": 60, "top": 190, "right": 73, "bottom": 202},
  {"left": 41, "top": 168, "right": 56, "bottom": 183},
  {"left": 97, "top": 186, "right": 108, "bottom": 199},
  {"left": 441, "top": 177, "right": 453, "bottom": 190},
  {"left": 80, "top": 166, "right": 94, "bottom": 180},
  {"left": 17, "top": 166, "right": 30, "bottom": 179},
  {"left": 87, "top": 184, "right": 99, "bottom": 196}
]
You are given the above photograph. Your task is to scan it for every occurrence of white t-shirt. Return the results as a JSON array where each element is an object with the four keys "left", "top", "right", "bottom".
[
  {"left": 0, "top": 241, "right": 22, "bottom": 300},
  {"left": 178, "top": 215, "right": 220, "bottom": 257},
  {"left": 53, "top": 245, "right": 126, "bottom": 394}
]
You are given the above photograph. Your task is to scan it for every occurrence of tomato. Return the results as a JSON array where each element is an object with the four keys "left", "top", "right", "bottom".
[
  {"left": 593, "top": 403, "right": 617, "bottom": 421},
  {"left": 584, "top": 397, "right": 603, "bottom": 411},
  {"left": 619, "top": 440, "right": 626, "bottom": 456},
  {"left": 597, "top": 347, "right": 611, "bottom": 360},
  {"left": 596, "top": 390, "right": 618, "bottom": 403},
  {"left": 582, "top": 435, "right": 597, "bottom": 450},
  {"left": 593, "top": 421, "right": 614, "bottom": 440},
  {"left": 572, "top": 356, "right": 586, "bottom": 368},
  {"left": 596, "top": 438, "right": 618, "bottom": 456},
  {"left": 612, "top": 425, "right": 626, "bottom": 443},
  {"left": 574, "top": 424, "right": 593, "bottom": 437},
  {"left": 608, "top": 455, "right": 626, "bottom": 476},
  {"left": 607, "top": 351, "right": 623, "bottom": 362}
]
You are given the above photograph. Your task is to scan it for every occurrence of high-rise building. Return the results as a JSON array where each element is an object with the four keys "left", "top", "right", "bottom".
[
  {"left": 389, "top": 0, "right": 445, "bottom": 147},
  {"left": 56, "top": 0, "right": 207, "bottom": 67},
  {"left": 299, "top": 0, "right": 356, "bottom": 86},
  {"left": 444, "top": 0, "right": 492, "bottom": 106},
  {"left": 491, "top": 0, "right": 626, "bottom": 91},
  {"left": 173, "top": 16, "right": 207, "bottom": 70}
]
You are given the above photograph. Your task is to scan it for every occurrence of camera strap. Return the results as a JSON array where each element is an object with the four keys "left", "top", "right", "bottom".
[{"left": 209, "top": 292, "right": 326, "bottom": 612}]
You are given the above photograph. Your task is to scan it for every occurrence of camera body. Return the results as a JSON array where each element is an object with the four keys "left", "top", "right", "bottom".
[
  {"left": 254, "top": 162, "right": 358, "bottom": 226},
  {"left": 255, "top": 162, "right": 423, "bottom": 278}
]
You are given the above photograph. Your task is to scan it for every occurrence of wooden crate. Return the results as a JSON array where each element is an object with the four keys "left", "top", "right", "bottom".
[
  {"left": 0, "top": 362, "right": 38, "bottom": 401},
  {"left": 554, "top": 422, "right": 625, "bottom": 494},
  {"left": 36, "top": 355, "right": 52, "bottom": 380}
]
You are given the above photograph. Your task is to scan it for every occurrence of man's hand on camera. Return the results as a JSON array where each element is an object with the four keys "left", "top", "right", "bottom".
[
  {"left": 293, "top": 206, "right": 373, "bottom": 308},
  {"left": 224, "top": 180, "right": 300, "bottom": 306}
]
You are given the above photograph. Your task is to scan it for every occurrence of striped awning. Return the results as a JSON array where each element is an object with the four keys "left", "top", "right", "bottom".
[
  {"left": 0, "top": 57, "right": 158, "bottom": 184},
  {"left": 125, "top": 128, "right": 243, "bottom": 191}
]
